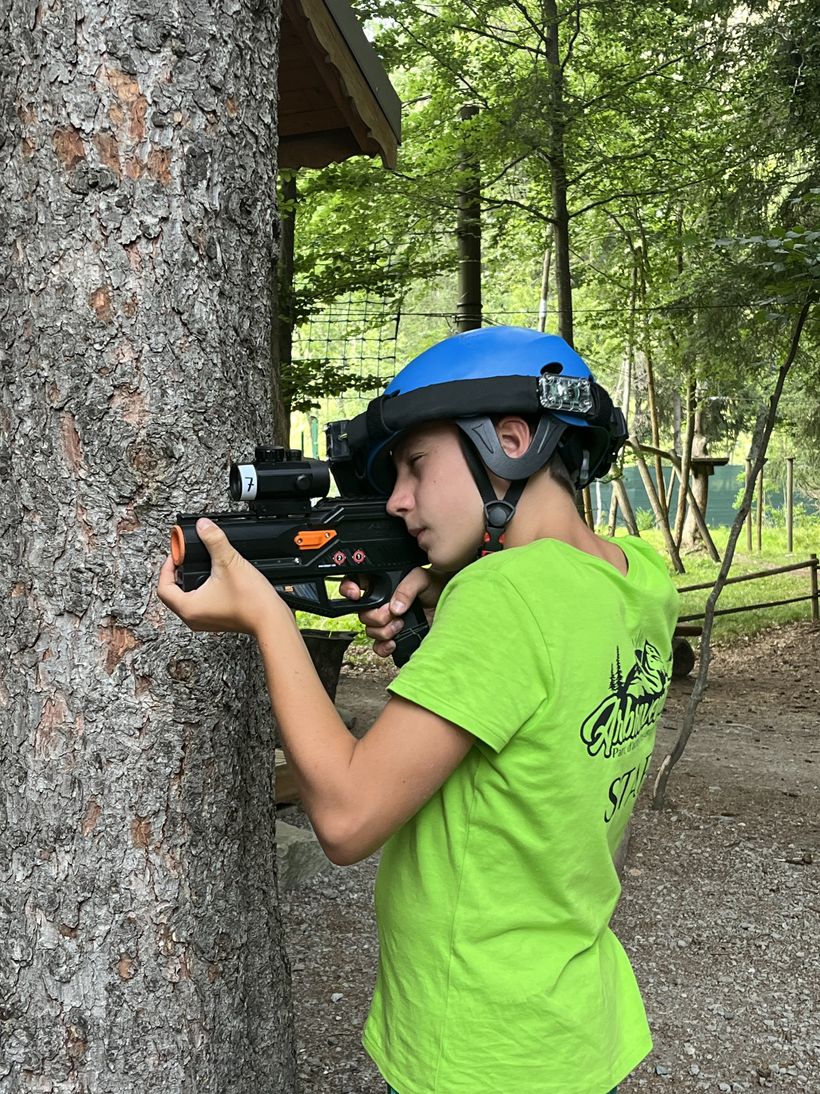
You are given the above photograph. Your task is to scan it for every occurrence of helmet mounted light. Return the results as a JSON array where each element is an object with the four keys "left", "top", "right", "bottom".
[{"left": 538, "top": 373, "right": 594, "bottom": 416}]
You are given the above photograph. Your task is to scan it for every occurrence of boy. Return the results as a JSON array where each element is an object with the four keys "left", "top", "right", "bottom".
[{"left": 158, "top": 326, "right": 679, "bottom": 1094}]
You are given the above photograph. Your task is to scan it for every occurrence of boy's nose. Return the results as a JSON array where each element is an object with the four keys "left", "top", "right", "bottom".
[{"left": 386, "top": 485, "right": 410, "bottom": 519}]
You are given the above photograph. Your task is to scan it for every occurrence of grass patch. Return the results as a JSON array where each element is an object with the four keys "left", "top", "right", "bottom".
[
  {"left": 626, "top": 526, "right": 819, "bottom": 642},
  {"left": 294, "top": 609, "right": 368, "bottom": 643}
]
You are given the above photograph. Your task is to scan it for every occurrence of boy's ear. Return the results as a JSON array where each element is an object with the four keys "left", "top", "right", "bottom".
[{"left": 494, "top": 416, "right": 533, "bottom": 458}]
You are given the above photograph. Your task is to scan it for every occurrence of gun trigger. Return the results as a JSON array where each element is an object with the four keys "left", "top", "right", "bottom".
[{"left": 294, "top": 529, "right": 337, "bottom": 550}]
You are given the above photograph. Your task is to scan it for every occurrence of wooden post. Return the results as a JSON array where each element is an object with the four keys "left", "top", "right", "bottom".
[
  {"left": 614, "top": 477, "right": 639, "bottom": 536},
  {"left": 582, "top": 486, "right": 594, "bottom": 529},
  {"left": 786, "top": 457, "right": 794, "bottom": 554},
  {"left": 756, "top": 463, "right": 764, "bottom": 552},
  {"left": 607, "top": 483, "right": 619, "bottom": 537},
  {"left": 630, "top": 442, "right": 684, "bottom": 573},
  {"left": 811, "top": 553, "right": 819, "bottom": 626},
  {"left": 745, "top": 458, "right": 753, "bottom": 552}
]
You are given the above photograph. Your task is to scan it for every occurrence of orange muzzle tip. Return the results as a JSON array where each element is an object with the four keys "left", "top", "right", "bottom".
[{"left": 170, "top": 525, "right": 186, "bottom": 567}]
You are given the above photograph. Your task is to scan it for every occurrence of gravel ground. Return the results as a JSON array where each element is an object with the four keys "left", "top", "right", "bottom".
[{"left": 280, "top": 622, "right": 820, "bottom": 1094}]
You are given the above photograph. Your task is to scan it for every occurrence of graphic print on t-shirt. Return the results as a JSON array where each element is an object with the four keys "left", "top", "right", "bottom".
[
  {"left": 579, "top": 642, "right": 670, "bottom": 760},
  {"left": 578, "top": 641, "right": 672, "bottom": 825}
]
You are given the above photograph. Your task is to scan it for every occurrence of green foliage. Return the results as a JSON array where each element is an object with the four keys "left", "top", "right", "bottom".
[
  {"left": 634, "top": 508, "right": 656, "bottom": 532},
  {"left": 763, "top": 503, "right": 820, "bottom": 531},
  {"left": 284, "top": 0, "right": 820, "bottom": 482},
  {"left": 295, "top": 610, "right": 368, "bottom": 643}
]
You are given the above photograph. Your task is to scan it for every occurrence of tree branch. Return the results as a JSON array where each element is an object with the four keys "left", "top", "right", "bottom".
[{"left": 652, "top": 295, "right": 815, "bottom": 809}]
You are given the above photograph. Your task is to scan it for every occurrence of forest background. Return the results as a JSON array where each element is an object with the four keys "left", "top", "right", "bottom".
[{"left": 279, "top": 0, "right": 820, "bottom": 539}]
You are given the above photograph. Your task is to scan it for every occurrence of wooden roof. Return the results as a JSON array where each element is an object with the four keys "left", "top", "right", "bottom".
[{"left": 278, "top": 0, "right": 401, "bottom": 169}]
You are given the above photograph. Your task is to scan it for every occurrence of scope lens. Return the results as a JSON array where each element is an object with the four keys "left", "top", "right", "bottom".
[{"left": 230, "top": 463, "right": 258, "bottom": 501}]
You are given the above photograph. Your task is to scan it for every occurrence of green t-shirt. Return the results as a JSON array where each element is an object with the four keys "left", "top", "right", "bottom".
[{"left": 362, "top": 536, "right": 679, "bottom": 1094}]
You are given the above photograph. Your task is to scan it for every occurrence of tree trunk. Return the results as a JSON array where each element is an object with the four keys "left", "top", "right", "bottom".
[
  {"left": 638, "top": 240, "right": 667, "bottom": 520},
  {"left": 543, "top": 0, "right": 573, "bottom": 345},
  {"left": 537, "top": 230, "right": 553, "bottom": 333},
  {"left": 629, "top": 443, "right": 684, "bottom": 573},
  {"left": 681, "top": 410, "right": 707, "bottom": 551},
  {"left": 456, "top": 104, "right": 482, "bottom": 332},
  {"left": 673, "top": 380, "right": 696, "bottom": 547},
  {"left": 643, "top": 352, "right": 667, "bottom": 513},
  {"left": 613, "top": 477, "right": 639, "bottom": 536},
  {"left": 0, "top": 2, "right": 297, "bottom": 1091},
  {"left": 672, "top": 391, "right": 682, "bottom": 457}
]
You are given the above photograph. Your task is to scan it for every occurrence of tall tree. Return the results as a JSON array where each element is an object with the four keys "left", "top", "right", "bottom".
[{"left": 0, "top": 1, "right": 297, "bottom": 1090}]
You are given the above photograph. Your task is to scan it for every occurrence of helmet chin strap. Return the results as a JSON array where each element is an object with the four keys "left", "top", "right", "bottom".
[{"left": 457, "top": 435, "right": 528, "bottom": 557}]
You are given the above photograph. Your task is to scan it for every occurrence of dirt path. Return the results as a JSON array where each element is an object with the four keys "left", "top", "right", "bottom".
[{"left": 280, "top": 622, "right": 820, "bottom": 1093}]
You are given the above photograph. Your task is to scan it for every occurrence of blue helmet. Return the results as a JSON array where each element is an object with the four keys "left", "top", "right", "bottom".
[{"left": 346, "top": 326, "right": 626, "bottom": 491}]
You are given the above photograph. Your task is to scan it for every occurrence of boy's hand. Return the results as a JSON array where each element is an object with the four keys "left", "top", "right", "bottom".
[
  {"left": 157, "top": 518, "right": 285, "bottom": 636},
  {"left": 339, "top": 567, "right": 446, "bottom": 659}
]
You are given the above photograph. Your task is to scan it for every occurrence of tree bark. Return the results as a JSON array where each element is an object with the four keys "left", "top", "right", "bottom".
[
  {"left": 538, "top": 230, "right": 552, "bottom": 333},
  {"left": 543, "top": 0, "right": 573, "bottom": 345},
  {"left": 456, "top": 103, "right": 482, "bottom": 332},
  {"left": 628, "top": 442, "right": 684, "bottom": 573},
  {"left": 613, "top": 477, "right": 639, "bottom": 536},
  {"left": 638, "top": 244, "right": 667, "bottom": 523},
  {"left": 0, "top": 2, "right": 297, "bottom": 1090},
  {"left": 638, "top": 443, "right": 720, "bottom": 563}
]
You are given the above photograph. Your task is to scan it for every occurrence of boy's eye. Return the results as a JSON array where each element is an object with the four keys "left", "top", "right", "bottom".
[{"left": 408, "top": 454, "right": 424, "bottom": 466}]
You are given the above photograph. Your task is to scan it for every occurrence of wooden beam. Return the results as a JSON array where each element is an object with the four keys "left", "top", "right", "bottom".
[
  {"left": 278, "top": 129, "right": 362, "bottom": 169},
  {"left": 282, "top": 0, "right": 398, "bottom": 167}
]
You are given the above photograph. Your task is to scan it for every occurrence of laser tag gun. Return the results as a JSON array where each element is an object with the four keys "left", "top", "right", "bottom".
[{"left": 170, "top": 422, "right": 430, "bottom": 667}]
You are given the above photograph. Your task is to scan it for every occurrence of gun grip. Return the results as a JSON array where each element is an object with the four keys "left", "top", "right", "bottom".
[{"left": 391, "top": 601, "right": 429, "bottom": 668}]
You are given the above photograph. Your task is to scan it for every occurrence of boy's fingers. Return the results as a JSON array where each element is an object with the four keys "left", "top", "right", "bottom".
[
  {"left": 340, "top": 579, "right": 363, "bottom": 601},
  {"left": 196, "top": 518, "right": 235, "bottom": 566},
  {"left": 390, "top": 567, "right": 431, "bottom": 614},
  {"left": 365, "top": 618, "right": 403, "bottom": 641},
  {"left": 360, "top": 604, "right": 392, "bottom": 628},
  {"left": 340, "top": 575, "right": 372, "bottom": 601},
  {"left": 157, "top": 554, "right": 184, "bottom": 612}
]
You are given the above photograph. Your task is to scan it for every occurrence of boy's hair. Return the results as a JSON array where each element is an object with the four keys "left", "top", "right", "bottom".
[{"left": 544, "top": 449, "right": 578, "bottom": 498}]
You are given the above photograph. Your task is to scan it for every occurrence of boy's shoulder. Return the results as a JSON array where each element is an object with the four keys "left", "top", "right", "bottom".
[
  {"left": 445, "top": 534, "right": 674, "bottom": 600},
  {"left": 440, "top": 539, "right": 577, "bottom": 609}
]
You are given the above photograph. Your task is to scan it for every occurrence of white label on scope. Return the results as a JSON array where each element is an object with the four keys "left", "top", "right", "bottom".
[{"left": 236, "top": 464, "right": 258, "bottom": 501}]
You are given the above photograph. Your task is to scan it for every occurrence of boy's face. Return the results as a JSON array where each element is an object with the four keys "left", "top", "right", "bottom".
[{"left": 387, "top": 421, "right": 485, "bottom": 571}]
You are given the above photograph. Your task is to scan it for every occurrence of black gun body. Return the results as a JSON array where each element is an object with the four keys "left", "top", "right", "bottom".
[{"left": 173, "top": 497, "right": 430, "bottom": 665}]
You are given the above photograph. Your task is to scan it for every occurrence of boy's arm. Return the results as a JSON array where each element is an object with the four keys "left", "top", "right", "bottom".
[
  {"left": 257, "top": 614, "right": 474, "bottom": 865},
  {"left": 157, "top": 518, "right": 472, "bottom": 865}
]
